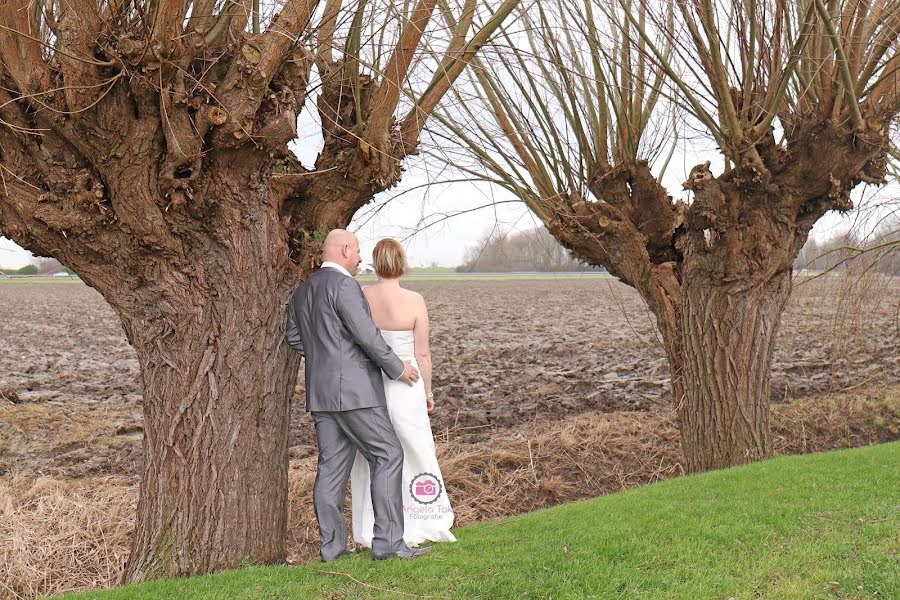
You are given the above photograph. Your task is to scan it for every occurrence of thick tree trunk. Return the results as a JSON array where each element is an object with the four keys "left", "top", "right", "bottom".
[
  {"left": 675, "top": 272, "right": 791, "bottom": 471},
  {"left": 119, "top": 165, "right": 303, "bottom": 582},
  {"left": 543, "top": 176, "right": 796, "bottom": 473},
  {"left": 124, "top": 301, "right": 298, "bottom": 582},
  {"left": 0, "top": 0, "right": 516, "bottom": 585}
]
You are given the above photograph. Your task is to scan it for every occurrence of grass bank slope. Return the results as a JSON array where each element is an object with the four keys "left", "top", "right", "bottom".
[{"left": 62, "top": 442, "right": 899, "bottom": 599}]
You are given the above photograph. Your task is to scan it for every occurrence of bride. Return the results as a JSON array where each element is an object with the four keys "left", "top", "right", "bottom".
[{"left": 350, "top": 238, "right": 457, "bottom": 549}]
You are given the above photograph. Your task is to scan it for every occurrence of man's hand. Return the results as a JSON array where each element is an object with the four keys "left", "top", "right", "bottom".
[{"left": 398, "top": 360, "right": 420, "bottom": 386}]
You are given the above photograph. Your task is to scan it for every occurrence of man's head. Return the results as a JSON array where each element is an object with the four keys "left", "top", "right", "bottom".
[{"left": 322, "top": 229, "right": 362, "bottom": 275}]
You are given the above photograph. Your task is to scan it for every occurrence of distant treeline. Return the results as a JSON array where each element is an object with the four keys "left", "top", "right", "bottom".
[
  {"left": 456, "top": 222, "right": 899, "bottom": 275},
  {"left": 0, "top": 265, "right": 39, "bottom": 275},
  {"left": 794, "top": 217, "right": 900, "bottom": 275},
  {"left": 457, "top": 227, "right": 603, "bottom": 273},
  {"left": 0, "top": 257, "right": 73, "bottom": 276}
]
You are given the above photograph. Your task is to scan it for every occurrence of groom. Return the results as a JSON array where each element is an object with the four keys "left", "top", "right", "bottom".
[{"left": 285, "top": 229, "right": 432, "bottom": 561}]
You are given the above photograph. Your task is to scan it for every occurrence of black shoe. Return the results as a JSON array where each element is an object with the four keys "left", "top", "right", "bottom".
[
  {"left": 321, "top": 547, "right": 358, "bottom": 562},
  {"left": 372, "top": 545, "right": 432, "bottom": 561}
]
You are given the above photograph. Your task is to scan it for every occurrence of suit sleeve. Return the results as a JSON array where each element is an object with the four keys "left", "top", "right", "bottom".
[
  {"left": 285, "top": 296, "right": 305, "bottom": 356},
  {"left": 335, "top": 278, "right": 404, "bottom": 380}
]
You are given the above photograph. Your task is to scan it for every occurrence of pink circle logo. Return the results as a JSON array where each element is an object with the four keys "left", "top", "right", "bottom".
[{"left": 409, "top": 473, "right": 443, "bottom": 504}]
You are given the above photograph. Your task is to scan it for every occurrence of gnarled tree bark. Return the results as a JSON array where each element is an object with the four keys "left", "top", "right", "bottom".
[
  {"left": 537, "top": 130, "right": 889, "bottom": 473},
  {"left": 0, "top": 0, "right": 519, "bottom": 582},
  {"left": 449, "top": 0, "right": 899, "bottom": 472}
]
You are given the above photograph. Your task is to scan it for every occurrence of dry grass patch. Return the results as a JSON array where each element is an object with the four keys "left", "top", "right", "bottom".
[
  {"left": 0, "top": 476, "right": 135, "bottom": 600},
  {"left": 0, "top": 402, "right": 133, "bottom": 456}
]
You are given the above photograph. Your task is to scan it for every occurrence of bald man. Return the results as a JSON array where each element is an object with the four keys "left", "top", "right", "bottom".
[{"left": 285, "top": 229, "right": 430, "bottom": 561}]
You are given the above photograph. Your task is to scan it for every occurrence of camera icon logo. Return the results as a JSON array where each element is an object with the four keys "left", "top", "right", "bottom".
[
  {"left": 416, "top": 480, "right": 437, "bottom": 496},
  {"left": 409, "top": 473, "right": 443, "bottom": 504}
]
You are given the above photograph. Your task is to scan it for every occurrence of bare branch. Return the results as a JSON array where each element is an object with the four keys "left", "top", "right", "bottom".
[
  {"left": 362, "top": 0, "right": 439, "bottom": 144},
  {"left": 0, "top": 1, "right": 53, "bottom": 101},
  {"left": 55, "top": 0, "right": 108, "bottom": 112},
  {"left": 316, "top": 0, "right": 343, "bottom": 66},
  {"left": 188, "top": 0, "right": 220, "bottom": 33},
  {"left": 813, "top": 0, "right": 865, "bottom": 129},
  {"left": 151, "top": 0, "right": 188, "bottom": 46},
  {"left": 213, "top": 0, "right": 321, "bottom": 146},
  {"left": 398, "top": 0, "right": 520, "bottom": 151}
]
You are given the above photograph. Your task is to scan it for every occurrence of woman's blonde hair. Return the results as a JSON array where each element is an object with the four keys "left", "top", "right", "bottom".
[{"left": 372, "top": 238, "right": 407, "bottom": 279}]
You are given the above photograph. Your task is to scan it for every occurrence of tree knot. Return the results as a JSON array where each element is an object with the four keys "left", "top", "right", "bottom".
[{"left": 683, "top": 161, "right": 713, "bottom": 191}]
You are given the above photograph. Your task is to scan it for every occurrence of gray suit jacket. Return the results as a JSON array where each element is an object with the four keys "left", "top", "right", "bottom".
[{"left": 286, "top": 267, "right": 404, "bottom": 412}]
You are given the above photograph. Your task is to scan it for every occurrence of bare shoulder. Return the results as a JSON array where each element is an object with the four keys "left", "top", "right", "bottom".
[
  {"left": 403, "top": 288, "right": 425, "bottom": 304},
  {"left": 360, "top": 285, "right": 377, "bottom": 304},
  {"left": 408, "top": 290, "right": 427, "bottom": 316}
]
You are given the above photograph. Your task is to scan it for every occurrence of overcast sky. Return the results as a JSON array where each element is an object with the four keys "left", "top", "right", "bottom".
[
  {"left": 2, "top": 123, "right": 893, "bottom": 270},
  {"left": 0, "top": 183, "right": 534, "bottom": 269},
  {"left": 0, "top": 158, "right": 884, "bottom": 271},
  {"left": 2, "top": 2, "right": 898, "bottom": 271}
]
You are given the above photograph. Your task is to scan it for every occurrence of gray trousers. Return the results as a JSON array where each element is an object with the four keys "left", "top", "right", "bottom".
[{"left": 311, "top": 407, "right": 408, "bottom": 559}]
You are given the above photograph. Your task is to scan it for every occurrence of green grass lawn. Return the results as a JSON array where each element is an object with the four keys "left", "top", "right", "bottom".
[{"left": 62, "top": 442, "right": 899, "bottom": 600}]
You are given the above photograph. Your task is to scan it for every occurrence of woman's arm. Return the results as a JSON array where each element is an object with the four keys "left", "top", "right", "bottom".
[{"left": 412, "top": 294, "right": 434, "bottom": 412}]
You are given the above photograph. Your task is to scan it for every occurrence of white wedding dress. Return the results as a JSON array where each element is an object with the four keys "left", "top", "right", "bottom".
[{"left": 350, "top": 329, "right": 457, "bottom": 548}]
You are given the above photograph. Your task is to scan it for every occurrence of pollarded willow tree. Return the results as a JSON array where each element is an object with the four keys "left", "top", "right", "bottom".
[
  {"left": 439, "top": 0, "right": 900, "bottom": 471},
  {"left": 0, "top": 0, "right": 517, "bottom": 582}
]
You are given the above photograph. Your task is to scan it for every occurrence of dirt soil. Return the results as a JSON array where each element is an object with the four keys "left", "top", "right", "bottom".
[{"left": 1, "top": 275, "right": 898, "bottom": 477}]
